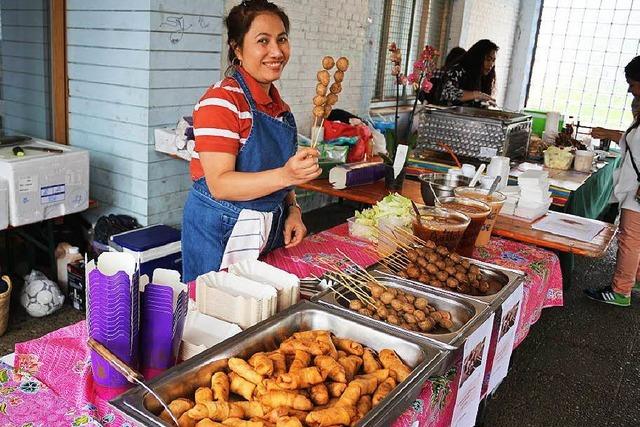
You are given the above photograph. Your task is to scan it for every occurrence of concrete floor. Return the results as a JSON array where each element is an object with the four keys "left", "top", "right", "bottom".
[{"left": 0, "top": 202, "right": 636, "bottom": 426}]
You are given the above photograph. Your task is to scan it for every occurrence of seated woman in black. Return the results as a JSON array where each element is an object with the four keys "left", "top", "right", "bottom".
[
  {"left": 420, "top": 46, "right": 466, "bottom": 105},
  {"left": 440, "top": 39, "right": 498, "bottom": 107}
]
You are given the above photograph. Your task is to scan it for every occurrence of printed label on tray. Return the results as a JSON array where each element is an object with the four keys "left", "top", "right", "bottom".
[
  {"left": 479, "top": 147, "right": 498, "bottom": 158},
  {"left": 488, "top": 283, "right": 524, "bottom": 394},
  {"left": 40, "top": 184, "right": 65, "bottom": 204},
  {"left": 451, "top": 313, "right": 495, "bottom": 427}
]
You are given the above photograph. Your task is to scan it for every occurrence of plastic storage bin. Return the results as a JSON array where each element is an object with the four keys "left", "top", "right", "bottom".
[
  {"left": 0, "top": 139, "right": 89, "bottom": 226},
  {"left": 109, "top": 225, "right": 182, "bottom": 278}
]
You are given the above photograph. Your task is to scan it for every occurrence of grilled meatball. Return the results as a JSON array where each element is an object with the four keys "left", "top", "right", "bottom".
[{"left": 414, "top": 297, "right": 429, "bottom": 310}]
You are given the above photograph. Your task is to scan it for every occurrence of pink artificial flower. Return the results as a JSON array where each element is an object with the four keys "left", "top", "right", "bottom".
[
  {"left": 421, "top": 79, "right": 433, "bottom": 93},
  {"left": 399, "top": 75, "right": 409, "bottom": 86},
  {"left": 391, "top": 64, "right": 401, "bottom": 76},
  {"left": 407, "top": 72, "right": 418, "bottom": 84},
  {"left": 413, "top": 60, "right": 425, "bottom": 72}
]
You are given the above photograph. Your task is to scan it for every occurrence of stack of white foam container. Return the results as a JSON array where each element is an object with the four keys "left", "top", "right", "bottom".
[{"left": 514, "top": 170, "right": 552, "bottom": 220}]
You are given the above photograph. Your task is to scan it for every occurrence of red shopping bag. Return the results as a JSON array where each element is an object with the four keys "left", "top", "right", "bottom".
[{"left": 323, "top": 120, "right": 373, "bottom": 163}]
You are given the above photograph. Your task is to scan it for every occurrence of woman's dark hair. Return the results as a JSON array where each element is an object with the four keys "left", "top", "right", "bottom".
[
  {"left": 457, "top": 39, "right": 498, "bottom": 95},
  {"left": 443, "top": 47, "right": 466, "bottom": 70},
  {"left": 225, "top": 0, "right": 289, "bottom": 73},
  {"left": 623, "top": 56, "right": 640, "bottom": 137}
]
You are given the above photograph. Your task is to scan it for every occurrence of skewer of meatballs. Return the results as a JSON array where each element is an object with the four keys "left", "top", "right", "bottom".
[{"left": 311, "top": 56, "right": 349, "bottom": 148}]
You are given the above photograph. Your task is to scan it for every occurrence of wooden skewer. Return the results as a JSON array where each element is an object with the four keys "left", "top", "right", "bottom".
[
  {"left": 388, "top": 256, "right": 409, "bottom": 270},
  {"left": 377, "top": 228, "right": 413, "bottom": 251},
  {"left": 321, "top": 267, "right": 376, "bottom": 305},
  {"left": 387, "top": 247, "right": 411, "bottom": 262},
  {"left": 378, "top": 257, "right": 404, "bottom": 273},
  {"left": 394, "top": 226, "right": 430, "bottom": 247},
  {"left": 310, "top": 117, "right": 325, "bottom": 149},
  {"left": 336, "top": 249, "right": 380, "bottom": 285},
  {"left": 382, "top": 255, "right": 407, "bottom": 272},
  {"left": 331, "top": 286, "right": 352, "bottom": 305},
  {"left": 326, "top": 274, "right": 376, "bottom": 308}
]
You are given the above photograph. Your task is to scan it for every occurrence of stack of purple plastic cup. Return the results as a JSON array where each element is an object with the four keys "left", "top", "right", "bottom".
[
  {"left": 139, "top": 279, "right": 188, "bottom": 379},
  {"left": 86, "top": 253, "right": 140, "bottom": 399}
]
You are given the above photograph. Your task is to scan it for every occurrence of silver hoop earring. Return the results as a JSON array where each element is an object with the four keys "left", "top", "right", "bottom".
[{"left": 232, "top": 57, "right": 242, "bottom": 67}]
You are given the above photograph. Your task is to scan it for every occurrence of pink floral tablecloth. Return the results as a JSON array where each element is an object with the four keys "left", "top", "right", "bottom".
[
  {"left": 266, "top": 223, "right": 564, "bottom": 426},
  {"left": 1, "top": 321, "right": 133, "bottom": 427},
  {"left": 1, "top": 223, "right": 562, "bottom": 426}
]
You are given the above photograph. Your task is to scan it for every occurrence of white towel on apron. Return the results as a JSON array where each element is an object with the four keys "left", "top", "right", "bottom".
[{"left": 219, "top": 209, "right": 273, "bottom": 270}]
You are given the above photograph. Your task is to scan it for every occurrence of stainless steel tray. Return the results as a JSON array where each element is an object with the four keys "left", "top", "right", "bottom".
[
  {"left": 448, "top": 106, "right": 531, "bottom": 124},
  {"left": 312, "top": 274, "right": 491, "bottom": 350},
  {"left": 111, "top": 301, "right": 447, "bottom": 427},
  {"left": 373, "top": 256, "right": 525, "bottom": 307}
]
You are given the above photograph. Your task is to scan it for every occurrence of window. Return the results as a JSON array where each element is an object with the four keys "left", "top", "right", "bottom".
[
  {"left": 373, "top": 0, "right": 448, "bottom": 102},
  {"left": 0, "top": 0, "right": 66, "bottom": 142},
  {"left": 526, "top": 0, "right": 640, "bottom": 130}
]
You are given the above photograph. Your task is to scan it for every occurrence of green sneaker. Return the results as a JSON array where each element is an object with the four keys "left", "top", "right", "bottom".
[
  {"left": 584, "top": 285, "right": 631, "bottom": 307},
  {"left": 633, "top": 282, "right": 640, "bottom": 292}
]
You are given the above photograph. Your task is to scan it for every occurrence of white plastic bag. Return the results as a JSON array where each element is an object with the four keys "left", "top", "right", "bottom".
[
  {"left": 365, "top": 120, "right": 388, "bottom": 156},
  {"left": 20, "top": 270, "right": 65, "bottom": 317}
]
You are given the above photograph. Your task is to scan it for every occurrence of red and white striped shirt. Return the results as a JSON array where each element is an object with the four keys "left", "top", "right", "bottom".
[{"left": 190, "top": 67, "right": 290, "bottom": 180}]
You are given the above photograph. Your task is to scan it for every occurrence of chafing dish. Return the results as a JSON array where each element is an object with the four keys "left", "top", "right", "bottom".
[
  {"left": 373, "top": 257, "right": 525, "bottom": 307},
  {"left": 312, "top": 274, "right": 491, "bottom": 350},
  {"left": 111, "top": 301, "right": 447, "bottom": 426}
]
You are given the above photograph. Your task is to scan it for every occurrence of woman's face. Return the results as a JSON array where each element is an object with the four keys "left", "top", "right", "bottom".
[
  {"left": 483, "top": 50, "right": 497, "bottom": 76},
  {"left": 627, "top": 77, "right": 640, "bottom": 98},
  {"left": 235, "top": 13, "right": 290, "bottom": 92}
]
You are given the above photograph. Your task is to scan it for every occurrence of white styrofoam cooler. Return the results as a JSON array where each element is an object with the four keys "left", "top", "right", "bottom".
[
  {"left": 0, "top": 139, "right": 90, "bottom": 226},
  {"left": 0, "top": 179, "right": 8, "bottom": 230}
]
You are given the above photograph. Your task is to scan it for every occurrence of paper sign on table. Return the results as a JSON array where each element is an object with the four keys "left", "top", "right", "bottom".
[
  {"left": 487, "top": 283, "right": 524, "bottom": 395},
  {"left": 532, "top": 213, "right": 605, "bottom": 242},
  {"left": 393, "top": 144, "right": 408, "bottom": 179},
  {"left": 450, "top": 313, "right": 495, "bottom": 427}
]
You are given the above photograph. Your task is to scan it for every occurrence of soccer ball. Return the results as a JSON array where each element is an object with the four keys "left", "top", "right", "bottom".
[{"left": 20, "top": 278, "right": 65, "bottom": 317}]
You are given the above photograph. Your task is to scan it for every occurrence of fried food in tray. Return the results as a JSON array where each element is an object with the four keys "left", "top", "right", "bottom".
[
  {"left": 159, "top": 330, "right": 412, "bottom": 427},
  {"left": 387, "top": 239, "right": 504, "bottom": 297}
]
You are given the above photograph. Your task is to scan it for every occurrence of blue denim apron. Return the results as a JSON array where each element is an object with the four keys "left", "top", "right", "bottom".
[{"left": 182, "top": 70, "right": 297, "bottom": 282}]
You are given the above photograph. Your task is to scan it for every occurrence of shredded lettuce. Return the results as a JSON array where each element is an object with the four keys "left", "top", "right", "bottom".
[{"left": 354, "top": 193, "right": 412, "bottom": 228}]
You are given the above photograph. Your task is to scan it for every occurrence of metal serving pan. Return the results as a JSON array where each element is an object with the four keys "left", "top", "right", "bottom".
[
  {"left": 312, "top": 274, "right": 491, "bottom": 350},
  {"left": 111, "top": 301, "right": 447, "bottom": 427},
  {"left": 448, "top": 106, "right": 531, "bottom": 124},
  {"left": 372, "top": 256, "right": 525, "bottom": 306}
]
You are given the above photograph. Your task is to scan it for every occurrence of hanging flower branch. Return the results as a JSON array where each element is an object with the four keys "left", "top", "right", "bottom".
[
  {"left": 406, "top": 45, "right": 439, "bottom": 140},
  {"left": 382, "top": 43, "right": 440, "bottom": 166}
]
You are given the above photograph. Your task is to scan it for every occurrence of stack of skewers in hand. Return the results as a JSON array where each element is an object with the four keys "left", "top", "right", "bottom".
[
  {"left": 373, "top": 227, "right": 503, "bottom": 297},
  {"left": 317, "top": 251, "right": 455, "bottom": 335},
  {"left": 311, "top": 56, "right": 349, "bottom": 148}
]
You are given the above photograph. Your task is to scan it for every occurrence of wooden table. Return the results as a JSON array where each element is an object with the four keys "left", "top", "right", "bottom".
[{"left": 298, "top": 178, "right": 617, "bottom": 258}]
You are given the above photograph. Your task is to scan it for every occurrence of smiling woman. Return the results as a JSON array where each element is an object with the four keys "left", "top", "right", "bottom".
[{"left": 181, "top": 0, "right": 322, "bottom": 283}]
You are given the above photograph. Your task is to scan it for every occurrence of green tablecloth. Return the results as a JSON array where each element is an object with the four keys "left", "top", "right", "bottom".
[
  {"left": 563, "top": 155, "right": 621, "bottom": 219},
  {"left": 558, "top": 155, "right": 621, "bottom": 284}
]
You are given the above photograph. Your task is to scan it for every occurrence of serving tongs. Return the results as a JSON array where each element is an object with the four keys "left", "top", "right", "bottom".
[{"left": 87, "top": 338, "right": 179, "bottom": 426}]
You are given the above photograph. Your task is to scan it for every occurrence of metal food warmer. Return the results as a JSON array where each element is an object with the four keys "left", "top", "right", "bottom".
[
  {"left": 312, "top": 273, "right": 492, "bottom": 350},
  {"left": 111, "top": 301, "right": 448, "bottom": 427},
  {"left": 373, "top": 257, "right": 525, "bottom": 309},
  {"left": 415, "top": 106, "right": 532, "bottom": 161}
]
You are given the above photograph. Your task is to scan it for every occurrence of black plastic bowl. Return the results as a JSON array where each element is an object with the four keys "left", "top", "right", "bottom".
[{"left": 418, "top": 173, "right": 473, "bottom": 206}]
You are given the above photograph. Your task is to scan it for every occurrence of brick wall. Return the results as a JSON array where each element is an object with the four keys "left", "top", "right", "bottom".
[{"left": 223, "top": 0, "right": 375, "bottom": 136}]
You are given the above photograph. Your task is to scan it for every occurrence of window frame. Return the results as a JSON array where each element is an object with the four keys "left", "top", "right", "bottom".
[
  {"left": 371, "top": 0, "right": 448, "bottom": 106},
  {"left": 51, "top": 0, "right": 67, "bottom": 144}
]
